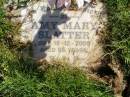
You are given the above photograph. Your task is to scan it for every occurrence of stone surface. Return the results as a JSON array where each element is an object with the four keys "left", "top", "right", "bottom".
[{"left": 20, "top": 0, "right": 107, "bottom": 67}]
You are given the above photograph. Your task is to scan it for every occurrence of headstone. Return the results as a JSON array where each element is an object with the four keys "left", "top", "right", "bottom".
[{"left": 20, "top": 1, "right": 107, "bottom": 67}]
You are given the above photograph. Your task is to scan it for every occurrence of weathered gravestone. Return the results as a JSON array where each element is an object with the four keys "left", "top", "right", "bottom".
[{"left": 20, "top": 0, "right": 107, "bottom": 67}]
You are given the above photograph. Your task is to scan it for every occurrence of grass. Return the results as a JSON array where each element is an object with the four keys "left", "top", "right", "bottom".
[
  {"left": 0, "top": 8, "right": 13, "bottom": 40},
  {"left": 104, "top": 0, "right": 130, "bottom": 75},
  {"left": 0, "top": 64, "right": 114, "bottom": 97}
]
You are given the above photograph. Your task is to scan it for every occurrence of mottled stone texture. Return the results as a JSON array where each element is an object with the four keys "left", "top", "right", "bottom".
[{"left": 20, "top": 1, "right": 107, "bottom": 67}]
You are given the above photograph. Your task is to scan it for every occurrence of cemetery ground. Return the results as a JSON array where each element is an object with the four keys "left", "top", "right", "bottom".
[{"left": 0, "top": 0, "right": 130, "bottom": 97}]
